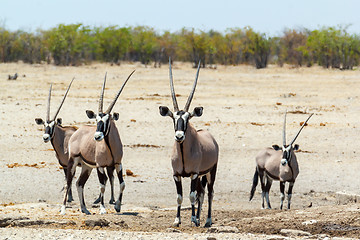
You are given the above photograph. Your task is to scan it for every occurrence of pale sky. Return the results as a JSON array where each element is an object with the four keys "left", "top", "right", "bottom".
[{"left": 1, "top": 0, "right": 359, "bottom": 36}]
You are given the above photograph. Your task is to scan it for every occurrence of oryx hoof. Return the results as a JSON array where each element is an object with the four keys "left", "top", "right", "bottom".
[
  {"left": 100, "top": 206, "right": 107, "bottom": 215},
  {"left": 191, "top": 216, "right": 199, "bottom": 227},
  {"left": 173, "top": 217, "right": 181, "bottom": 227},
  {"left": 60, "top": 205, "right": 66, "bottom": 215},
  {"left": 114, "top": 200, "right": 121, "bottom": 213},
  {"left": 81, "top": 208, "right": 91, "bottom": 215},
  {"left": 109, "top": 198, "right": 115, "bottom": 205},
  {"left": 67, "top": 197, "right": 74, "bottom": 203},
  {"left": 204, "top": 218, "right": 212, "bottom": 228}
]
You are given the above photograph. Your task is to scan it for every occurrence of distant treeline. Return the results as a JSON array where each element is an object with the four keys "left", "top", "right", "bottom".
[{"left": 0, "top": 24, "right": 359, "bottom": 69}]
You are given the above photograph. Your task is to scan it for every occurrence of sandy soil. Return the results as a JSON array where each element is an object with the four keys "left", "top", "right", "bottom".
[{"left": 0, "top": 62, "right": 360, "bottom": 239}]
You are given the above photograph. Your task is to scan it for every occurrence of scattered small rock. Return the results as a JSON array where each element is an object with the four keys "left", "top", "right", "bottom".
[
  {"left": 302, "top": 219, "right": 317, "bottom": 225},
  {"left": 165, "top": 227, "right": 182, "bottom": 233},
  {"left": 280, "top": 229, "right": 311, "bottom": 236},
  {"left": 207, "top": 226, "right": 239, "bottom": 233},
  {"left": 84, "top": 219, "right": 109, "bottom": 227}
]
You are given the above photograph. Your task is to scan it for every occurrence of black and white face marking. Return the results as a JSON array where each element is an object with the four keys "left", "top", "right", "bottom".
[
  {"left": 94, "top": 113, "right": 110, "bottom": 141},
  {"left": 173, "top": 111, "right": 190, "bottom": 143},
  {"left": 281, "top": 145, "right": 292, "bottom": 166},
  {"left": 35, "top": 118, "right": 56, "bottom": 143}
]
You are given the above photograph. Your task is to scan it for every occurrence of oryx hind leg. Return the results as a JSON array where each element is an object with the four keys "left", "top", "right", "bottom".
[
  {"left": 93, "top": 166, "right": 115, "bottom": 205},
  {"left": 63, "top": 167, "right": 74, "bottom": 202},
  {"left": 77, "top": 164, "right": 92, "bottom": 215},
  {"left": 195, "top": 175, "right": 207, "bottom": 226},
  {"left": 97, "top": 167, "right": 108, "bottom": 214},
  {"left": 61, "top": 157, "right": 78, "bottom": 215},
  {"left": 258, "top": 169, "right": 266, "bottom": 209},
  {"left": 114, "top": 164, "right": 125, "bottom": 213},
  {"left": 173, "top": 175, "right": 182, "bottom": 227},
  {"left": 264, "top": 176, "right": 273, "bottom": 209},
  {"left": 205, "top": 164, "right": 217, "bottom": 228}
]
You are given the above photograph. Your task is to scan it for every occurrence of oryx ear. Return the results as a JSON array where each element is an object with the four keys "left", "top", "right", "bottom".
[
  {"left": 113, "top": 112, "right": 119, "bottom": 121},
  {"left": 57, "top": 118, "right": 62, "bottom": 125},
  {"left": 35, "top": 118, "right": 44, "bottom": 125},
  {"left": 86, "top": 110, "right": 96, "bottom": 119},
  {"left": 191, "top": 107, "right": 203, "bottom": 117},
  {"left": 294, "top": 144, "right": 299, "bottom": 150},
  {"left": 159, "top": 106, "right": 173, "bottom": 117},
  {"left": 272, "top": 145, "right": 281, "bottom": 151}
]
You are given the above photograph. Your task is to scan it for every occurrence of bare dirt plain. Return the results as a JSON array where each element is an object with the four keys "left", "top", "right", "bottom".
[{"left": 0, "top": 62, "right": 360, "bottom": 239}]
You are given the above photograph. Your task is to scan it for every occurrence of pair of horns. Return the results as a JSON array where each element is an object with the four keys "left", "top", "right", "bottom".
[
  {"left": 98, "top": 70, "right": 136, "bottom": 114},
  {"left": 283, "top": 111, "right": 314, "bottom": 146},
  {"left": 47, "top": 78, "right": 74, "bottom": 122},
  {"left": 169, "top": 58, "right": 201, "bottom": 112}
]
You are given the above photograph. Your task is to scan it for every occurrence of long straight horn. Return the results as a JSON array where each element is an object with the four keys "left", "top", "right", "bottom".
[
  {"left": 105, "top": 70, "right": 136, "bottom": 114},
  {"left": 184, "top": 60, "right": 201, "bottom": 112},
  {"left": 47, "top": 83, "right": 52, "bottom": 122},
  {"left": 289, "top": 113, "right": 314, "bottom": 146},
  {"left": 99, "top": 73, "right": 107, "bottom": 113},
  {"left": 283, "top": 111, "right": 287, "bottom": 146},
  {"left": 52, "top": 78, "right": 75, "bottom": 121},
  {"left": 169, "top": 58, "right": 179, "bottom": 111}
]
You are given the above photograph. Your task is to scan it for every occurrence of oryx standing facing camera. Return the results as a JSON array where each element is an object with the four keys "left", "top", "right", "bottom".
[
  {"left": 61, "top": 71, "right": 135, "bottom": 215},
  {"left": 35, "top": 79, "right": 77, "bottom": 202},
  {"left": 159, "top": 59, "right": 219, "bottom": 227},
  {"left": 250, "top": 112, "right": 313, "bottom": 209}
]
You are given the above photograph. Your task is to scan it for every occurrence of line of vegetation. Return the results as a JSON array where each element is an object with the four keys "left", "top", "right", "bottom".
[{"left": 0, "top": 24, "right": 359, "bottom": 69}]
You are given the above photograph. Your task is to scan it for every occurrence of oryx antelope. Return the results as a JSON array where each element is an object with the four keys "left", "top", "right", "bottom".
[
  {"left": 61, "top": 71, "right": 135, "bottom": 215},
  {"left": 249, "top": 112, "right": 313, "bottom": 209},
  {"left": 35, "top": 79, "right": 77, "bottom": 202},
  {"left": 159, "top": 60, "right": 219, "bottom": 227}
]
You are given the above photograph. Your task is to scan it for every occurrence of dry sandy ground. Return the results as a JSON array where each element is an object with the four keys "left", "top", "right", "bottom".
[{"left": 0, "top": 62, "right": 360, "bottom": 239}]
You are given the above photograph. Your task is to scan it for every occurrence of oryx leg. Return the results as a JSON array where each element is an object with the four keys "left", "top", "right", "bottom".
[
  {"left": 205, "top": 164, "right": 217, "bottom": 227},
  {"left": 173, "top": 175, "right": 182, "bottom": 227},
  {"left": 195, "top": 176, "right": 207, "bottom": 226},
  {"left": 258, "top": 170, "right": 266, "bottom": 209},
  {"left": 63, "top": 167, "right": 73, "bottom": 202},
  {"left": 60, "top": 157, "right": 78, "bottom": 215},
  {"left": 93, "top": 166, "right": 115, "bottom": 205},
  {"left": 190, "top": 173, "right": 199, "bottom": 226},
  {"left": 264, "top": 176, "right": 273, "bottom": 209},
  {"left": 76, "top": 164, "right": 92, "bottom": 215},
  {"left": 114, "top": 164, "right": 125, "bottom": 213},
  {"left": 97, "top": 167, "right": 108, "bottom": 214},
  {"left": 287, "top": 182, "right": 294, "bottom": 209},
  {"left": 280, "top": 181, "right": 285, "bottom": 210}
]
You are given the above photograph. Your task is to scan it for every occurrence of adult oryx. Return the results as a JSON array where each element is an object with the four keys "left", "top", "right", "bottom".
[
  {"left": 35, "top": 79, "right": 77, "bottom": 202},
  {"left": 249, "top": 112, "right": 313, "bottom": 209},
  {"left": 159, "top": 59, "right": 219, "bottom": 227},
  {"left": 61, "top": 71, "right": 135, "bottom": 215}
]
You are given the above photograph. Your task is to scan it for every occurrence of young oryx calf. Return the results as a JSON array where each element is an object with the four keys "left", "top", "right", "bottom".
[
  {"left": 159, "top": 59, "right": 219, "bottom": 227},
  {"left": 35, "top": 79, "right": 77, "bottom": 202},
  {"left": 250, "top": 112, "right": 313, "bottom": 209},
  {"left": 61, "top": 71, "right": 135, "bottom": 215}
]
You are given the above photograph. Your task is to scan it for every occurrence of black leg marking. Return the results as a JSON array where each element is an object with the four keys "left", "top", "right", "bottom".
[
  {"left": 190, "top": 174, "right": 199, "bottom": 226},
  {"left": 77, "top": 166, "right": 92, "bottom": 215},
  {"left": 287, "top": 182, "right": 294, "bottom": 209},
  {"left": 97, "top": 167, "right": 107, "bottom": 214},
  {"left": 205, "top": 164, "right": 217, "bottom": 228},
  {"left": 174, "top": 176, "right": 182, "bottom": 227},
  {"left": 63, "top": 167, "right": 73, "bottom": 202},
  {"left": 115, "top": 164, "right": 125, "bottom": 213},
  {"left": 264, "top": 176, "right": 272, "bottom": 209}
]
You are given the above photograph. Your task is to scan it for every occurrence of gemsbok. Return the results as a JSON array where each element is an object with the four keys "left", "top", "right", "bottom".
[
  {"left": 35, "top": 79, "right": 77, "bottom": 202},
  {"left": 61, "top": 71, "right": 135, "bottom": 215},
  {"left": 249, "top": 112, "right": 313, "bottom": 209},
  {"left": 159, "top": 59, "right": 219, "bottom": 227}
]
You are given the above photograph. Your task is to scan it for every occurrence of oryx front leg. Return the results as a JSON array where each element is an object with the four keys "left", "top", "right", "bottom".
[
  {"left": 196, "top": 176, "right": 206, "bottom": 226},
  {"left": 114, "top": 164, "right": 125, "bottom": 213},
  {"left": 205, "top": 164, "right": 217, "bottom": 227},
  {"left": 190, "top": 173, "right": 199, "bottom": 227},
  {"left": 77, "top": 164, "right": 92, "bottom": 215},
  {"left": 61, "top": 157, "right": 78, "bottom": 215},
  {"left": 287, "top": 182, "right": 294, "bottom": 209},
  {"left": 63, "top": 167, "right": 74, "bottom": 202},
  {"left": 173, "top": 175, "right": 182, "bottom": 227},
  {"left": 97, "top": 167, "right": 107, "bottom": 214},
  {"left": 280, "top": 181, "right": 285, "bottom": 210}
]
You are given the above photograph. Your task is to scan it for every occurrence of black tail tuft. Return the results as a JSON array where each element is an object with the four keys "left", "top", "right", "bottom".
[{"left": 249, "top": 168, "right": 259, "bottom": 201}]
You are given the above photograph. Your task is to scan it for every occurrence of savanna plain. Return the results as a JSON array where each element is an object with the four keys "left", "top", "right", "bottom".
[{"left": 0, "top": 62, "right": 360, "bottom": 239}]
